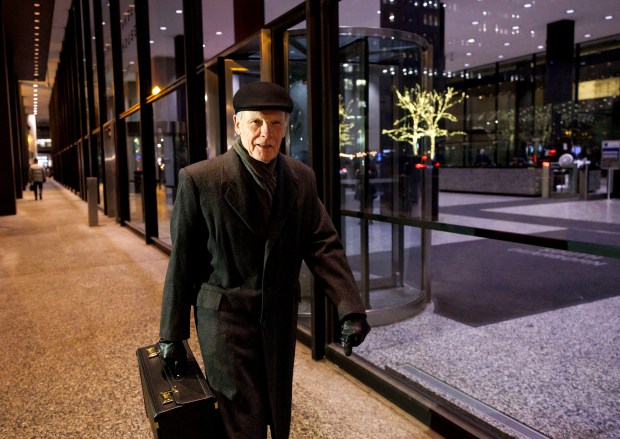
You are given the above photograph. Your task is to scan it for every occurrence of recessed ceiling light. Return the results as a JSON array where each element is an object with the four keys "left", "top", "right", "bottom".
[
  {"left": 175, "top": 9, "right": 182, "bottom": 14},
  {"left": 584, "top": 34, "right": 592, "bottom": 38},
  {"left": 466, "top": 52, "right": 472, "bottom": 56},
  {"left": 498, "top": 55, "right": 504, "bottom": 59},
  {"left": 464, "top": 63, "right": 470, "bottom": 67},
  {"left": 216, "top": 31, "right": 223, "bottom": 36},
  {"left": 504, "top": 42, "right": 510, "bottom": 46},
  {"left": 467, "top": 38, "right": 475, "bottom": 43},
  {"left": 538, "top": 45, "right": 544, "bottom": 50},
  {"left": 160, "top": 26, "right": 167, "bottom": 31},
  {"left": 566, "top": 9, "right": 575, "bottom": 14},
  {"left": 605, "top": 15, "right": 613, "bottom": 20},
  {"left": 472, "top": 21, "right": 479, "bottom": 25},
  {"left": 524, "top": 3, "right": 532, "bottom": 8}
]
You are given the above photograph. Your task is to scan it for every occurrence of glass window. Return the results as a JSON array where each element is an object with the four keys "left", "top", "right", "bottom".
[
  {"left": 89, "top": 0, "right": 100, "bottom": 125},
  {"left": 149, "top": 0, "right": 185, "bottom": 91},
  {"left": 101, "top": 0, "right": 114, "bottom": 122},
  {"left": 264, "top": 0, "right": 302, "bottom": 24},
  {"left": 125, "top": 112, "right": 144, "bottom": 228},
  {"left": 152, "top": 89, "right": 189, "bottom": 245},
  {"left": 202, "top": 0, "right": 234, "bottom": 61},
  {"left": 120, "top": 0, "right": 139, "bottom": 109},
  {"left": 340, "top": 5, "right": 620, "bottom": 438},
  {"left": 287, "top": 26, "right": 308, "bottom": 164}
]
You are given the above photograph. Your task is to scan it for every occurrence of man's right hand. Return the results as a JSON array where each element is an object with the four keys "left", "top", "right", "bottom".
[{"left": 158, "top": 339, "right": 188, "bottom": 378}]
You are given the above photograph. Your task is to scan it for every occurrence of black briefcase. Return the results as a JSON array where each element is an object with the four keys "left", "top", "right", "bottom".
[{"left": 136, "top": 341, "right": 222, "bottom": 438}]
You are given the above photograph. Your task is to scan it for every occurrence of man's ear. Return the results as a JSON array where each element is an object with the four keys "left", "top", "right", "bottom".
[{"left": 233, "top": 114, "right": 240, "bottom": 135}]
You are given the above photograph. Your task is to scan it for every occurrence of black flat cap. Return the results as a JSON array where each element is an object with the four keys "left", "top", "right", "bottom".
[{"left": 233, "top": 81, "right": 294, "bottom": 113}]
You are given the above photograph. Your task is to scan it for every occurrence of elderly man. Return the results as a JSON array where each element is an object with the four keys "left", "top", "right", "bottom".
[{"left": 159, "top": 81, "right": 370, "bottom": 438}]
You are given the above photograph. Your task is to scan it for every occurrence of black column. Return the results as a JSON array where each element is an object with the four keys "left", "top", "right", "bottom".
[
  {"left": 0, "top": 3, "right": 17, "bottom": 215},
  {"left": 545, "top": 20, "right": 574, "bottom": 150},
  {"left": 544, "top": 20, "right": 574, "bottom": 104}
]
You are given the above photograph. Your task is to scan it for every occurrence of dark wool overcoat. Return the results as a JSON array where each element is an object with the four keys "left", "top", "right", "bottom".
[{"left": 159, "top": 148, "right": 366, "bottom": 438}]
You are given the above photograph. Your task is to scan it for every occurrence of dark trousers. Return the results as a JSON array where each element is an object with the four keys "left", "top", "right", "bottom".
[{"left": 33, "top": 182, "right": 43, "bottom": 199}]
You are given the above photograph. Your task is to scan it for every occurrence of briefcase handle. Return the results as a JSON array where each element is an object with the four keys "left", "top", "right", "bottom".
[{"left": 146, "top": 343, "right": 216, "bottom": 407}]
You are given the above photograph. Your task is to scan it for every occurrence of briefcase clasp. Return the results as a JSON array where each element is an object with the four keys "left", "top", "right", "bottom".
[
  {"left": 146, "top": 347, "right": 159, "bottom": 358},
  {"left": 160, "top": 387, "right": 178, "bottom": 405}
]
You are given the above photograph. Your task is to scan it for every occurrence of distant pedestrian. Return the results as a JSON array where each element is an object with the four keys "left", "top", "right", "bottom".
[{"left": 29, "top": 158, "right": 46, "bottom": 200}]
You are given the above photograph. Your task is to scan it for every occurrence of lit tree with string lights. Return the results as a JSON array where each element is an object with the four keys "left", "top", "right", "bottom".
[
  {"left": 382, "top": 84, "right": 428, "bottom": 156},
  {"left": 419, "top": 87, "right": 466, "bottom": 160}
]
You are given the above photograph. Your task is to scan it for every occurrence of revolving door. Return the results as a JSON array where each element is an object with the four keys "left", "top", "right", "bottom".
[{"left": 288, "top": 27, "right": 432, "bottom": 326}]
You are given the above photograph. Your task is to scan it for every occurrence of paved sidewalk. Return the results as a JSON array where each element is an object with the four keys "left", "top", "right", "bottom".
[{"left": 0, "top": 179, "right": 440, "bottom": 439}]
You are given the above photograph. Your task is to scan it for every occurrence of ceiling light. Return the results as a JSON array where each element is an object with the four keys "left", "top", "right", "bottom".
[
  {"left": 467, "top": 38, "right": 475, "bottom": 43},
  {"left": 472, "top": 21, "right": 479, "bottom": 25},
  {"left": 216, "top": 31, "right": 223, "bottom": 36},
  {"left": 584, "top": 34, "right": 592, "bottom": 38},
  {"left": 175, "top": 9, "right": 182, "bottom": 14},
  {"left": 566, "top": 9, "right": 574, "bottom": 14},
  {"left": 160, "top": 26, "right": 167, "bottom": 31},
  {"left": 504, "top": 42, "right": 510, "bottom": 46},
  {"left": 605, "top": 15, "right": 613, "bottom": 20},
  {"left": 524, "top": 3, "right": 532, "bottom": 8},
  {"left": 466, "top": 52, "right": 472, "bottom": 56},
  {"left": 498, "top": 55, "right": 504, "bottom": 59},
  {"left": 33, "top": 84, "right": 38, "bottom": 88}
]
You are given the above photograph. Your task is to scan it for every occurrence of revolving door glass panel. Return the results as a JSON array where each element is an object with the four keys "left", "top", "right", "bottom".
[
  {"left": 339, "top": 29, "right": 428, "bottom": 325},
  {"left": 287, "top": 28, "right": 428, "bottom": 327}
]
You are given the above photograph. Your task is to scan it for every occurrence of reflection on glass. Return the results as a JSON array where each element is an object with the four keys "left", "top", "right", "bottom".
[
  {"left": 101, "top": 0, "right": 114, "bottom": 122},
  {"left": 153, "top": 90, "right": 188, "bottom": 245},
  {"left": 288, "top": 24, "right": 309, "bottom": 165},
  {"left": 126, "top": 112, "right": 144, "bottom": 227},
  {"left": 149, "top": 0, "right": 184, "bottom": 91},
  {"left": 89, "top": 0, "right": 100, "bottom": 124},
  {"left": 149, "top": 0, "right": 185, "bottom": 94},
  {"left": 202, "top": 0, "right": 234, "bottom": 61},
  {"left": 120, "top": 0, "right": 139, "bottom": 109},
  {"left": 93, "top": 135, "right": 103, "bottom": 206}
]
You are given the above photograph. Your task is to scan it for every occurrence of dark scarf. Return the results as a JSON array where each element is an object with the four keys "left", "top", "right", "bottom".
[{"left": 233, "top": 137, "right": 277, "bottom": 223}]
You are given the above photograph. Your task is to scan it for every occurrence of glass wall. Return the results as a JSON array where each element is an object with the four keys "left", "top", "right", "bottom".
[
  {"left": 125, "top": 112, "right": 144, "bottom": 228},
  {"left": 149, "top": 0, "right": 185, "bottom": 91},
  {"left": 202, "top": 1, "right": 234, "bottom": 62},
  {"left": 89, "top": 0, "right": 100, "bottom": 125},
  {"left": 152, "top": 88, "right": 188, "bottom": 245},
  {"left": 101, "top": 0, "right": 114, "bottom": 123},
  {"left": 120, "top": 0, "right": 139, "bottom": 109},
  {"left": 334, "top": 2, "right": 620, "bottom": 439}
]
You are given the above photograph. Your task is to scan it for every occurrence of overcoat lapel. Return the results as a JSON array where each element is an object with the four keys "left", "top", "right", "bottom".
[
  {"left": 266, "top": 157, "right": 296, "bottom": 253},
  {"left": 221, "top": 151, "right": 264, "bottom": 237}
]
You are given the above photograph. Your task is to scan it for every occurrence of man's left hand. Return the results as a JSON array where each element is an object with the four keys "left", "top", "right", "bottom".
[{"left": 341, "top": 315, "right": 371, "bottom": 356}]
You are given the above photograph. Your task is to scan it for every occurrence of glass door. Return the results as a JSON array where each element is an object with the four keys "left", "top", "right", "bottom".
[{"left": 338, "top": 29, "right": 428, "bottom": 326}]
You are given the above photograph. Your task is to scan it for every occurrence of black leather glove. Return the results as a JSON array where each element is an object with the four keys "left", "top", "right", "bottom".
[
  {"left": 158, "top": 339, "right": 188, "bottom": 378},
  {"left": 341, "top": 315, "right": 371, "bottom": 357}
]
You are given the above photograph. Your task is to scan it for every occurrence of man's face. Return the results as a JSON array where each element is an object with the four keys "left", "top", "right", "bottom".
[{"left": 233, "top": 110, "right": 287, "bottom": 163}]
